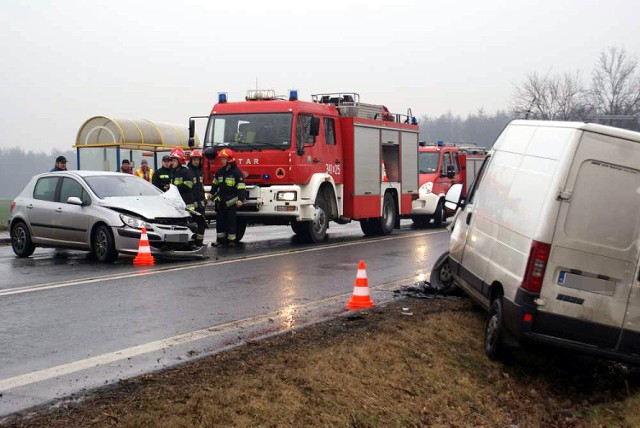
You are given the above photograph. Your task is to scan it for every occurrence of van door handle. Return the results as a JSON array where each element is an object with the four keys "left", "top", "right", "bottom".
[
  {"left": 27, "top": 204, "right": 33, "bottom": 209},
  {"left": 466, "top": 212, "right": 472, "bottom": 225}
]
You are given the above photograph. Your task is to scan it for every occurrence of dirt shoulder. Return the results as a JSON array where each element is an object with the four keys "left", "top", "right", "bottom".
[{"left": 3, "top": 293, "right": 640, "bottom": 427}]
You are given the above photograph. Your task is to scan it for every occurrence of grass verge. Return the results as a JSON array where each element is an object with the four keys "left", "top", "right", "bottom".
[{"left": 4, "top": 296, "right": 640, "bottom": 427}]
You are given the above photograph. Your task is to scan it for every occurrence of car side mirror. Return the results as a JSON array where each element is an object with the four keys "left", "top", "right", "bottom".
[
  {"left": 445, "top": 164, "right": 456, "bottom": 179},
  {"left": 309, "top": 117, "right": 320, "bottom": 137},
  {"left": 444, "top": 183, "right": 463, "bottom": 211},
  {"left": 188, "top": 119, "right": 195, "bottom": 147},
  {"left": 67, "top": 196, "right": 84, "bottom": 206}
]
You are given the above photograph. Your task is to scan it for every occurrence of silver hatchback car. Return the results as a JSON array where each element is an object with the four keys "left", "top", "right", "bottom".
[{"left": 9, "top": 171, "right": 206, "bottom": 262}]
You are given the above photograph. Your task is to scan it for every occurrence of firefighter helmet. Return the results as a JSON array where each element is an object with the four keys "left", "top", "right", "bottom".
[
  {"left": 218, "top": 148, "right": 235, "bottom": 162},
  {"left": 169, "top": 147, "right": 185, "bottom": 163},
  {"left": 190, "top": 149, "right": 202, "bottom": 158}
]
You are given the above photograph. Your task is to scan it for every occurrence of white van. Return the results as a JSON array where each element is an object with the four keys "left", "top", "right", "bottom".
[{"left": 433, "top": 120, "right": 640, "bottom": 362}]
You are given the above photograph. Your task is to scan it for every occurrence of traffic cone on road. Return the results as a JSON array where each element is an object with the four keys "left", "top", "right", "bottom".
[
  {"left": 133, "top": 227, "right": 155, "bottom": 266},
  {"left": 347, "top": 260, "right": 375, "bottom": 310}
]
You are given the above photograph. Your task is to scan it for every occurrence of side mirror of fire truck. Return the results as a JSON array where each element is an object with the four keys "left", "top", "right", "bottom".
[
  {"left": 309, "top": 117, "right": 320, "bottom": 137},
  {"left": 188, "top": 119, "right": 195, "bottom": 147},
  {"left": 445, "top": 164, "right": 456, "bottom": 179}
]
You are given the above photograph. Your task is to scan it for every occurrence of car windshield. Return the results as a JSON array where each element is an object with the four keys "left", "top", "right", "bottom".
[
  {"left": 419, "top": 152, "right": 440, "bottom": 174},
  {"left": 83, "top": 175, "right": 162, "bottom": 198},
  {"left": 204, "top": 113, "right": 293, "bottom": 150}
]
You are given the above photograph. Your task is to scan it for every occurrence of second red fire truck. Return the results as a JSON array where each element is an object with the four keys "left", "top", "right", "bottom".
[{"left": 189, "top": 90, "right": 420, "bottom": 243}]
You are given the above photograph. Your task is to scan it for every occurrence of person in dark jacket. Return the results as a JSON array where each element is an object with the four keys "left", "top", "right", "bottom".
[
  {"left": 187, "top": 150, "right": 207, "bottom": 220},
  {"left": 152, "top": 155, "right": 172, "bottom": 191},
  {"left": 211, "top": 148, "right": 246, "bottom": 248},
  {"left": 169, "top": 147, "right": 206, "bottom": 247},
  {"left": 50, "top": 156, "right": 67, "bottom": 172}
]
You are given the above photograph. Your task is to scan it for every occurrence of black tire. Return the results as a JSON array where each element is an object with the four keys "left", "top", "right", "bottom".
[
  {"left": 433, "top": 199, "right": 446, "bottom": 228},
  {"left": 359, "top": 219, "right": 375, "bottom": 236},
  {"left": 430, "top": 251, "right": 456, "bottom": 293},
  {"left": 305, "top": 196, "right": 329, "bottom": 243},
  {"left": 235, "top": 217, "right": 247, "bottom": 243},
  {"left": 291, "top": 219, "right": 306, "bottom": 235},
  {"left": 412, "top": 215, "right": 431, "bottom": 228},
  {"left": 484, "top": 298, "right": 507, "bottom": 361},
  {"left": 92, "top": 224, "right": 118, "bottom": 263},
  {"left": 11, "top": 221, "right": 35, "bottom": 258},
  {"left": 374, "top": 193, "right": 396, "bottom": 235}
]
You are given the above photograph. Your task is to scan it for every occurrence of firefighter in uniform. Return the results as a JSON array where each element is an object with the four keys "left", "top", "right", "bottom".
[
  {"left": 152, "top": 155, "right": 172, "bottom": 191},
  {"left": 169, "top": 147, "right": 206, "bottom": 247},
  {"left": 187, "top": 150, "right": 207, "bottom": 221},
  {"left": 211, "top": 148, "right": 246, "bottom": 247}
]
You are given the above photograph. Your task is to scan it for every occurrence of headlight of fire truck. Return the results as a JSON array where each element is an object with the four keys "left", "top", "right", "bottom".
[
  {"left": 419, "top": 182, "right": 433, "bottom": 196},
  {"left": 276, "top": 191, "right": 297, "bottom": 201},
  {"left": 120, "top": 214, "right": 153, "bottom": 230}
]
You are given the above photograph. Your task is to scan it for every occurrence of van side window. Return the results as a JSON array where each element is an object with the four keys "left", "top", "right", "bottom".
[
  {"left": 465, "top": 155, "right": 491, "bottom": 204},
  {"left": 33, "top": 177, "right": 59, "bottom": 202},
  {"left": 324, "top": 118, "right": 336, "bottom": 145},
  {"left": 441, "top": 152, "right": 452, "bottom": 176},
  {"left": 452, "top": 152, "right": 460, "bottom": 173}
]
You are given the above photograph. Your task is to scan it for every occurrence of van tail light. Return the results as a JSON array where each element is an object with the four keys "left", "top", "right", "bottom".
[
  {"left": 10, "top": 201, "right": 16, "bottom": 213},
  {"left": 520, "top": 240, "right": 551, "bottom": 294}
]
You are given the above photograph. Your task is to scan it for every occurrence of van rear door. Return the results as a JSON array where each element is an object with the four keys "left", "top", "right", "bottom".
[{"left": 538, "top": 131, "right": 640, "bottom": 349}]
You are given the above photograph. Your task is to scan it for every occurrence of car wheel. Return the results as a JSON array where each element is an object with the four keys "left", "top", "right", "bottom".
[
  {"left": 11, "top": 221, "right": 35, "bottom": 258},
  {"left": 92, "top": 224, "right": 118, "bottom": 263},
  {"left": 306, "top": 196, "right": 329, "bottom": 243},
  {"left": 430, "top": 251, "right": 456, "bottom": 293},
  {"left": 433, "top": 199, "right": 446, "bottom": 228},
  {"left": 484, "top": 298, "right": 507, "bottom": 361}
]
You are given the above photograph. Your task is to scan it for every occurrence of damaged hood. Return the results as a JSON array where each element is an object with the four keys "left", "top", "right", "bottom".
[{"left": 100, "top": 194, "right": 190, "bottom": 220}]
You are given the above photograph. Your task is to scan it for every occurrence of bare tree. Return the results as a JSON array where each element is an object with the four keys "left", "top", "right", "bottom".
[
  {"left": 589, "top": 46, "right": 640, "bottom": 128},
  {"left": 511, "top": 71, "right": 588, "bottom": 120}
]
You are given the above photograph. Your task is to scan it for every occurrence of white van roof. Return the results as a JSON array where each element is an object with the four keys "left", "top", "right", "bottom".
[{"left": 509, "top": 120, "right": 640, "bottom": 143}]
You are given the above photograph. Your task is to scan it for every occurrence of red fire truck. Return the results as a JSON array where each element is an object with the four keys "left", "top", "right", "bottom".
[
  {"left": 189, "top": 90, "right": 419, "bottom": 243},
  {"left": 411, "top": 142, "right": 487, "bottom": 227}
]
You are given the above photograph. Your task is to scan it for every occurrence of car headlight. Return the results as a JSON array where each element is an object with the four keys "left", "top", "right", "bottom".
[
  {"left": 276, "top": 191, "right": 297, "bottom": 201},
  {"left": 419, "top": 182, "right": 433, "bottom": 196},
  {"left": 120, "top": 214, "right": 153, "bottom": 230}
]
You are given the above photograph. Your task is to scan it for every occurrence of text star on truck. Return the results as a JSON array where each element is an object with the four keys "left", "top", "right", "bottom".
[
  {"left": 411, "top": 142, "right": 486, "bottom": 227},
  {"left": 188, "top": 90, "right": 420, "bottom": 243}
]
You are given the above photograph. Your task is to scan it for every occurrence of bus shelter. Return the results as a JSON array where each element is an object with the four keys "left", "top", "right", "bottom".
[{"left": 74, "top": 116, "right": 201, "bottom": 172}]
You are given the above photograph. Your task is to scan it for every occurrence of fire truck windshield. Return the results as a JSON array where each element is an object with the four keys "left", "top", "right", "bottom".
[
  {"left": 204, "top": 113, "right": 293, "bottom": 151},
  {"left": 419, "top": 151, "right": 440, "bottom": 173}
]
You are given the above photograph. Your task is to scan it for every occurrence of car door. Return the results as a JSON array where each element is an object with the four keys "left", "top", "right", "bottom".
[
  {"left": 28, "top": 176, "right": 61, "bottom": 243},
  {"left": 449, "top": 155, "right": 492, "bottom": 304},
  {"left": 54, "top": 177, "right": 93, "bottom": 245}
]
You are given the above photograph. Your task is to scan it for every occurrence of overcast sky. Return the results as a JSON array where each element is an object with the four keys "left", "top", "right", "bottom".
[{"left": 1, "top": 0, "right": 639, "bottom": 154}]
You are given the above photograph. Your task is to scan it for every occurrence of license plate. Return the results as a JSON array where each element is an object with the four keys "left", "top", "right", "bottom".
[{"left": 164, "top": 233, "right": 189, "bottom": 243}]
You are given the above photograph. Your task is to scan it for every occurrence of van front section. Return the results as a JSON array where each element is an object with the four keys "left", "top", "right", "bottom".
[{"left": 202, "top": 100, "right": 343, "bottom": 225}]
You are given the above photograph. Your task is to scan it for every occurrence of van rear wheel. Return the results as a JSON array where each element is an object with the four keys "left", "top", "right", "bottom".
[{"left": 484, "top": 298, "right": 507, "bottom": 361}]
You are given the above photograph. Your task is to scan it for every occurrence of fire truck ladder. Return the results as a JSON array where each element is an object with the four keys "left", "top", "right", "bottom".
[{"left": 311, "top": 92, "right": 415, "bottom": 124}]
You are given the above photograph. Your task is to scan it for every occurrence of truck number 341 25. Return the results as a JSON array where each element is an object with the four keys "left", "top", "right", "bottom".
[{"left": 325, "top": 164, "right": 341, "bottom": 175}]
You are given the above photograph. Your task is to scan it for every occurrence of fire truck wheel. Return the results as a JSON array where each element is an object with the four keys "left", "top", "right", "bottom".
[
  {"left": 377, "top": 193, "right": 396, "bottom": 235},
  {"left": 411, "top": 215, "right": 432, "bottom": 228},
  {"left": 307, "top": 197, "right": 329, "bottom": 243},
  {"left": 291, "top": 220, "right": 305, "bottom": 235},
  {"left": 433, "top": 199, "right": 446, "bottom": 228},
  {"left": 359, "top": 219, "right": 375, "bottom": 236}
]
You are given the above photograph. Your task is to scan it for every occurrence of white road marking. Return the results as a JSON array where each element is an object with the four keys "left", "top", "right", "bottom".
[
  {"left": 0, "top": 230, "right": 446, "bottom": 298},
  {"left": 0, "top": 277, "right": 415, "bottom": 393}
]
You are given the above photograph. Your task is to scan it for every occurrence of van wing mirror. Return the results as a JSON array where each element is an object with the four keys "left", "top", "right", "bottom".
[
  {"left": 444, "top": 183, "right": 463, "bottom": 211},
  {"left": 309, "top": 117, "right": 320, "bottom": 137}
]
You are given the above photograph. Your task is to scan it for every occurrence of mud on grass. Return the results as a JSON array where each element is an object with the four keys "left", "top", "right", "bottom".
[{"left": 5, "top": 297, "right": 640, "bottom": 427}]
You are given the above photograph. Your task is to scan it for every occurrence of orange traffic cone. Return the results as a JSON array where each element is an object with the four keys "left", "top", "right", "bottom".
[
  {"left": 381, "top": 161, "right": 389, "bottom": 182},
  {"left": 347, "top": 260, "right": 375, "bottom": 310},
  {"left": 133, "top": 227, "right": 155, "bottom": 266}
]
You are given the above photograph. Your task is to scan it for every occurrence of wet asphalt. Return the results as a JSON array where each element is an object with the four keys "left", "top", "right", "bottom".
[{"left": 0, "top": 221, "right": 450, "bottom": 418}]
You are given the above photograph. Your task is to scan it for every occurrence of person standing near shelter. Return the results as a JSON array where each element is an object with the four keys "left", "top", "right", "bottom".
[
  {"left": 120, "top": 159, "right": 133, "bottom": 174},
  {"left": 135, "top": 159, "right": 154, "bottom": 182},
  {"left": 50, "top": 156, "right": 67, "bottom": 172},
  {"left": 152, "top": 155, "right": 172, "bottom": 191},
  {"left": 169, "top": 147, "right": 206, "bottom": 247},
  {"left": 211, "top": 148, "right": 246, "bottom": 247},
  {"left": 187, "top": 150, "right": 207, "bottom": 220}
]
